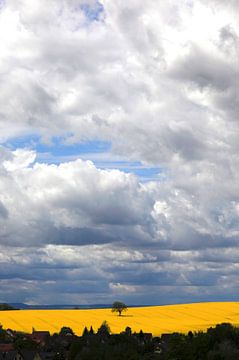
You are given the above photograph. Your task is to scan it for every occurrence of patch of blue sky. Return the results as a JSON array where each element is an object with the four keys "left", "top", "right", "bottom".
[
  {"left": 80, "top": 2, "right": 104, "bottom": 22},
  {"left": 0, "top": 0, "right": 5, "bottom": 10},
  {"left": 4, "top": 134, "right": 40, "bottom": 151},
  {"left": 39, "top": 137, "right": 111, "bottom": 158},
  {"left": 117, "top": 164, "right": 162, "bottom": 182},
  {"left": 4, "top": 135, "right": 162, "bottom": 182},
  {"left": 4, "top": 134, "right": 110, "bottom": 156}
]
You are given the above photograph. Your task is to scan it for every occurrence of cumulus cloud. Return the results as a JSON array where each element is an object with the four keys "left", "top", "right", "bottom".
[
  {"left": 0, "top": 146, "right": 238, "bottom": 304},
  {"left": 0, "top": 149, "right": 157, "bottom": 247},
  {"left": 0, "top": 0, "right": 239, "bottom": 304},
  {"left": 0, "top": 0, "right": 237, "bottom": 169}
]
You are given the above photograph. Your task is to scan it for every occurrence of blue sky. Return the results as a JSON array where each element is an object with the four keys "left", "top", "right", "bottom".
[
  {"left": 4, "top": 136, "right": 161, "bottom": 182},
  {"left": 80, "top": 1, "right": 104, "bottom": 22},
  {"left": 0, "top": 0, "right": 239, "bottom": 306}
]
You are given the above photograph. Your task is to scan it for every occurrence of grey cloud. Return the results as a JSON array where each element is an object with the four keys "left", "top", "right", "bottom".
[
  {"left": 169, "top": 40, "right": 239, "bottom": 126},
  {"left": 0, "top": 0, "right": 239, "bottom": 305},
  {"left": 2, "top": 148, "right": 239, "bottom": 253},
  {"left": 0, "top": 147, "right": 12, "bottom": 161},
  {"left": 219, "top": 25, "right": 239, "bottom": 45},
  {"left": 0, "top": 0, "right": 235, "bottom": 168},
  {"left": 170, "top": 45, "right": 235, "bottom": 91},
  {"left": 203, "top": 0, "right": 239, "bottom": 10},
  {"left": 112, "top": 269, "right": 178, "bottom": 286},
  {"left": 0, "top": 153, "right": 156, "bottom": 248},
  {"left": 0, "top": 241, "right": 238, "bottom": 305},
  {"left": 0, "top": 201, "right": 8, "bottom": 219},
  {"left": 47, "top": 226, "right": 118, "bottom": 245},
  {"left": 164, "top": 126, "right": 209, "bottom": 161}
]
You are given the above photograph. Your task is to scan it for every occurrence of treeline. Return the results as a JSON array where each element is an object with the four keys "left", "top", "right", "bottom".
[
  {"left": 0, "top": 322, "right": 239, "bottom": 359},
  {"left": 67, "top": 322, "right": 239, "bottom": 359},
  {"left": 68, "top": 323, "right": 155, "bottom": 359},
  {"left": 161, "top": 323, "right": 239, "bottom": 360},
  {"left": 0, "top": 322, "right": 157, "bottom": 359}
]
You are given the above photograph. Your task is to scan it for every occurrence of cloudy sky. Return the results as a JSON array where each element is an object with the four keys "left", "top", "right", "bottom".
[{"left": 0, "top": 0, "right": 239, "bottom": 305}]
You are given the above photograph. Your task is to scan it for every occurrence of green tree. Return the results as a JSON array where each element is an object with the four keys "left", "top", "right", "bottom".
[
  {"left": 89, "top": 326, "right": 94, "bottom": 335},
  {"left": 111, "top": 301, "right": 128, "bottom": 316},
  {"left": 97, "top": 321, "right": 111, "bottom": 336},
  {"left": 82, "top": 326, "right": 89, "bottom": 337},
  {"left": 59, "top": 326, "right": 74, "bottom": 336}
]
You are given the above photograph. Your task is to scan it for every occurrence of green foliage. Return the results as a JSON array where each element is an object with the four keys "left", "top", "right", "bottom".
[
  {"left": 69, "top": 338, "right": 84, "bottom": 360},
  {"left": 207, "top": 340, "right": 239, "bottom": 360},
  {"left": 59, "top": 326, "right": 74, "bottom": 336},
  {"left": 70, "top": 332, "right": 152, "bottom": 360},
  {"left": 89, "top": 326, "right": 94, "bottom": 335},
  {"left": 82, "top": 326, "right": 89, "bottom": 337},
  {"left": 97, "top": 320, "right": 111, "bottom": 336},
  {"left": 125, "top": 326, "right": 132, "bottom": 336},
  {"left": 207, "top": 322, "right": 239, "bottom": 345},
  {"left": 4, "top": 315, "right": 239, "bottom": 360},
  {"left": 14, "top": 333, "right": 38, "bottom": 350},
  {"left": 111, "top": 301, "right": 128, "bottom": 316},
  {"left": 159, "top": 323, "right": 239, "bottom": 360},
  {"left": 70, "top": 321, "right": 229, "bottom": 360},
  {"left": 0, "top": 324, "right": 8, "bottom": 340}
]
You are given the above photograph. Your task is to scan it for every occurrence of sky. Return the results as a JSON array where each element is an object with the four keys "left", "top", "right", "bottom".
[{"left": 0, "top": 0, "right": 239, "bottom": 306}]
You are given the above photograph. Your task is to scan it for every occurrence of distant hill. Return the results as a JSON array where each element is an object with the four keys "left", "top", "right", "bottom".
[
  {"left": 9, "top": 303, "right": 113, "bottom": 310},
  {"left": 0, "top": 303, "right": 18, "bottom": 310},
  {"left": 9, "top": 303, "right": 146, "bottom": 310}
]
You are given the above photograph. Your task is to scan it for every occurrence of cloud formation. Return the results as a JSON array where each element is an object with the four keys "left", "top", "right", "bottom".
[{"left": 0, "top": 0, "right": 239, "bottom": 304}]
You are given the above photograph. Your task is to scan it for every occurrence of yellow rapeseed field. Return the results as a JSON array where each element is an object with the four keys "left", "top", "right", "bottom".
[{"left": 0, "top": 302, "right": 239, "bottom": 336}]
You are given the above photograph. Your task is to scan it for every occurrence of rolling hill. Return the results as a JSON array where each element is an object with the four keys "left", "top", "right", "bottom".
[{"left": 1, "top": 302, "right": 239, "bottom": 336}]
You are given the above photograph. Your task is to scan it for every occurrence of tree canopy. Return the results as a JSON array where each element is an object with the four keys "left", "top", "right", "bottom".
[
  {"left": 111, "top": 301, "right": 128, "bottom": 316},
  {"left": 97, "top": 321, "right": 111, "bottom": 336},
  {"left": 59, "top": 326, "right": 74, "bottom": 336}
]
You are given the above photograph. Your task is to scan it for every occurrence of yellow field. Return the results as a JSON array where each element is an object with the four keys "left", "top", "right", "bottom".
[{"left": 1, "top": 302, "right": 239, "bottom": 336}]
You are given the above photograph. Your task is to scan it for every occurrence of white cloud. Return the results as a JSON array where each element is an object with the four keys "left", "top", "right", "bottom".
[
  {"left": 0, "top": 145, "right": 238, "bottom": 304},
  {"left": 0, "top": 0, "right": 239, "bottom": 304},
  {"left": 0, "top": 148, "right": 156, "bottom": 247},
  {"left": 3, "top": 149, "right": 36, "bottom": 171},
  {"left": 109, "top": 282, "right": 136, "bottom": 294}
]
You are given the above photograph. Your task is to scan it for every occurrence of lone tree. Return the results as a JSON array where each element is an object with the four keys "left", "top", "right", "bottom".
[{"left": 111, "top": 301, "right": 128, "bottom": 316}]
